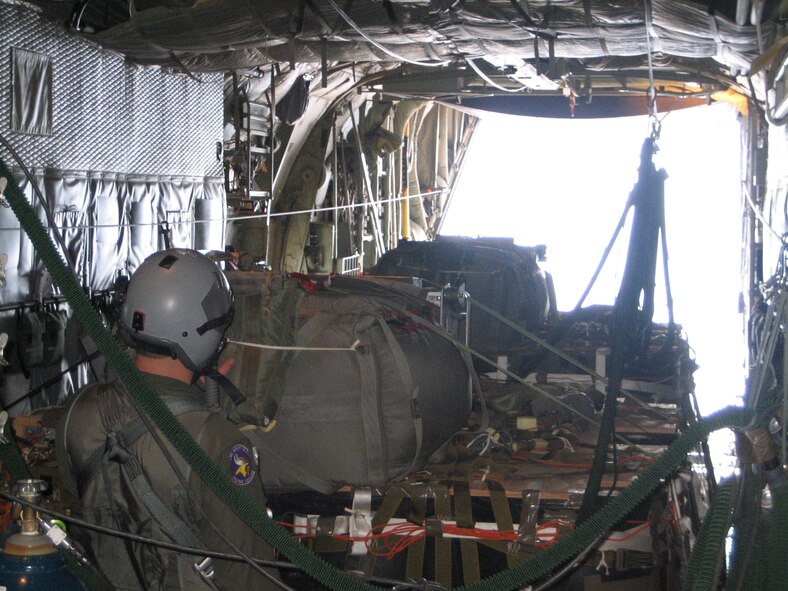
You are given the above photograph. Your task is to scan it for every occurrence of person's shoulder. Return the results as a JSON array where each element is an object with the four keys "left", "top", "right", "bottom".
[
  {"left": 201, "top": 412, "right": 249, "bottom": 442},
  {"left": 195, "top": 415, "right": 261, "bottom": 486},
  {"left": 201, "top": 415, "right": 256, "bottom": 457},
  {"left": 74, "top": 379, "right": 122, "bottom": 406}
]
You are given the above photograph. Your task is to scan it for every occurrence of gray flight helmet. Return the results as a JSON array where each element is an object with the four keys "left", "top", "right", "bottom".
[{"left": 118, "top": 248, "right": 234, "bottom": 372}]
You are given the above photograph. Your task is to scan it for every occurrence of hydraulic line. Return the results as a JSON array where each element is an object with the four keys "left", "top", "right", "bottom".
[{"left": 0, "top": 157, "right": 757, "bottom": 591}]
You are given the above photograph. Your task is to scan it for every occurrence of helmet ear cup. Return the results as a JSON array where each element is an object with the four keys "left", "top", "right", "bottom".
[{"left": 118, "top": 249, "right": 234, "bottom": 371}]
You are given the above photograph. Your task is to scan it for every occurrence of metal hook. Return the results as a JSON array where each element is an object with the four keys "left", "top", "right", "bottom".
[
  {"left": 650, "top": 115, "right": 662, "bottom": 141},
  {"left": 0, "top": 411, "right": 8, "bottom": 444},
  {"left": 0, "top": 177, "right": 9, "bottom": 208},
  {"left": 158, "top": 220, "right": 172, "bottom": 250},
  {"left": 0, "top": 333, "right": 8, "bottom": 367},
  {"left": 0, "top": 253, "right": 7, "bottom": 288}
]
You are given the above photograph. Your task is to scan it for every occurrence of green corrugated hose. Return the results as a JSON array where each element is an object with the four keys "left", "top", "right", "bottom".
[
  {"left": 727, "top": 468, "right": 765, "bottom": 591},
  {"left": 0, "top": 427, "right": 31, "bottom": 482},
  {"left": 0, "top": 159, "right": 756, "bottom": 591},
  {"left": 765, "top": 481, "right": 788, "bottom": 588},
  {"left": 683, "top": 480, "right": 735, "bottom": 591},
  {"left": 727, "top": 473, "right": 788, "bottom": 591}
]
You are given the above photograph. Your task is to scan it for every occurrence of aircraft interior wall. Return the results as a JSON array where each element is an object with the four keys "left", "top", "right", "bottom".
[
  {"left": 762, "top": 120, "right": 788, "bottom": 274},
  {"left": 0, "top": 2, "right": 226, "bottom": 412}
]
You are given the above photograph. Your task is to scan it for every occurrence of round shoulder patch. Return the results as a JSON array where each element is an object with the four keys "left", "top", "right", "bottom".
[{"left": 229, "top": 444, "right": 255, "bottom": 486}]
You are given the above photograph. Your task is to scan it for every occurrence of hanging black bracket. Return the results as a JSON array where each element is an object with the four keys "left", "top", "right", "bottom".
[{"left": 577, "top": 137, "right": 668, "bottom": 524}]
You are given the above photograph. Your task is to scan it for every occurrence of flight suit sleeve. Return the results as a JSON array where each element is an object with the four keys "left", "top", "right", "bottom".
[{"left": 192, "top": 416, "right": 282, "bottom": 591}]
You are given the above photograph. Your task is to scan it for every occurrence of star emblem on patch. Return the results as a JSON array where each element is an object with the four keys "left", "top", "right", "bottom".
[{"left": 229, "top": 444, "right": 255, "bottom": 486}]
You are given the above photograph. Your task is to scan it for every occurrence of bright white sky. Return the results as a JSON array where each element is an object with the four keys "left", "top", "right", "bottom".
[{"left": 440, "top": 102, "right": 745, "bottom": 474}]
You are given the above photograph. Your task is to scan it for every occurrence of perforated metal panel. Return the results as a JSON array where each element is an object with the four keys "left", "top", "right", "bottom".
[
  {"left": 0, "top": 1, "right": 223, "bottom": 177},
  {"left": 0, "top": 2, "right": 226, "bottom": 410}
]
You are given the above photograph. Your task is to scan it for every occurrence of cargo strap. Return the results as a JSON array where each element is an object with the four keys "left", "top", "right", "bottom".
[
  {"left": 377, "top": 317, "right": 424, "bottom": 480},
  {"left": 355, "top": 315, "right": 387, "bottom": 485},
  {"left": 228, "top": 275, "right": 304, "bottom": 425},
  {"left": 433, "top": 485, "right": 453, "bottom": 588},
  {"left": 357, "top": 487, "right": 406, "bottom": 573},
  {"left": 405, "top": 492, "right": 427, "bottom": 582},
  {"left": 372, "top": 488, "right": 406, "bottom": 530},
  {"left": 398, "top": 307, "right": 489, "bottom": 433},
  {"left": 488, "top": 481, "right": 519, "bottom": 568},
  {"left": 454, "top": 482, "right": 480, "bottom": 584},
  {"left": 405, "top": 533, "right": 427, "bottom": 582},
  {"left": 517, "top": 490, "right": 540, "bottom": 547}
]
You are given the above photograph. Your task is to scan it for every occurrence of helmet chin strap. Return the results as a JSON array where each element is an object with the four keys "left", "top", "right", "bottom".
[
  {"left": 199, "top": 366, "right": 247, "bottom": 408},
  {"left": 195, "top": 311, "right": 234, "bottom": 336}
]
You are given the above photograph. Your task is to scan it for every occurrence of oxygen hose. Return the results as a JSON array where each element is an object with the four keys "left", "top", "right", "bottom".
[{"left": 0, "top": 159, "right": 756, "bottom": 591}]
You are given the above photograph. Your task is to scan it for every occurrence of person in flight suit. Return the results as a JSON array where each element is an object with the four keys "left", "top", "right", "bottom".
[{"left": 57, "top": 248, "right": 282, "bottom": 591}]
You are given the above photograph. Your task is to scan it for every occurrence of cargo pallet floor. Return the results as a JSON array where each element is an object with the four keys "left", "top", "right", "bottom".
[{"left": 269, "top": 371, "right": 709, "bottom": 591}]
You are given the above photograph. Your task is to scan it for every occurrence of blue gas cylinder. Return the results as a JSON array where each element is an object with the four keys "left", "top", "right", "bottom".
[
  {"left": 0, "top": 548, "right": 88, "bottom": 590},
  {"left": 0, "top": 479, "right": 89, "bottom": 590}
]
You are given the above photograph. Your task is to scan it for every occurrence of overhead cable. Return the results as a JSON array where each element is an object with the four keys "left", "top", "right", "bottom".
[
  {"left": 745, "top": 185, "right": 784, "bottom": 238},
  {"left": 325, "top": 0, "right": 452, "bottom": 67},
  {"left": 643, "top": 0, "right": 661, "bottom": 140},
  {"left": 0, "top": 190, "right": 444, "bottom": 232}
]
